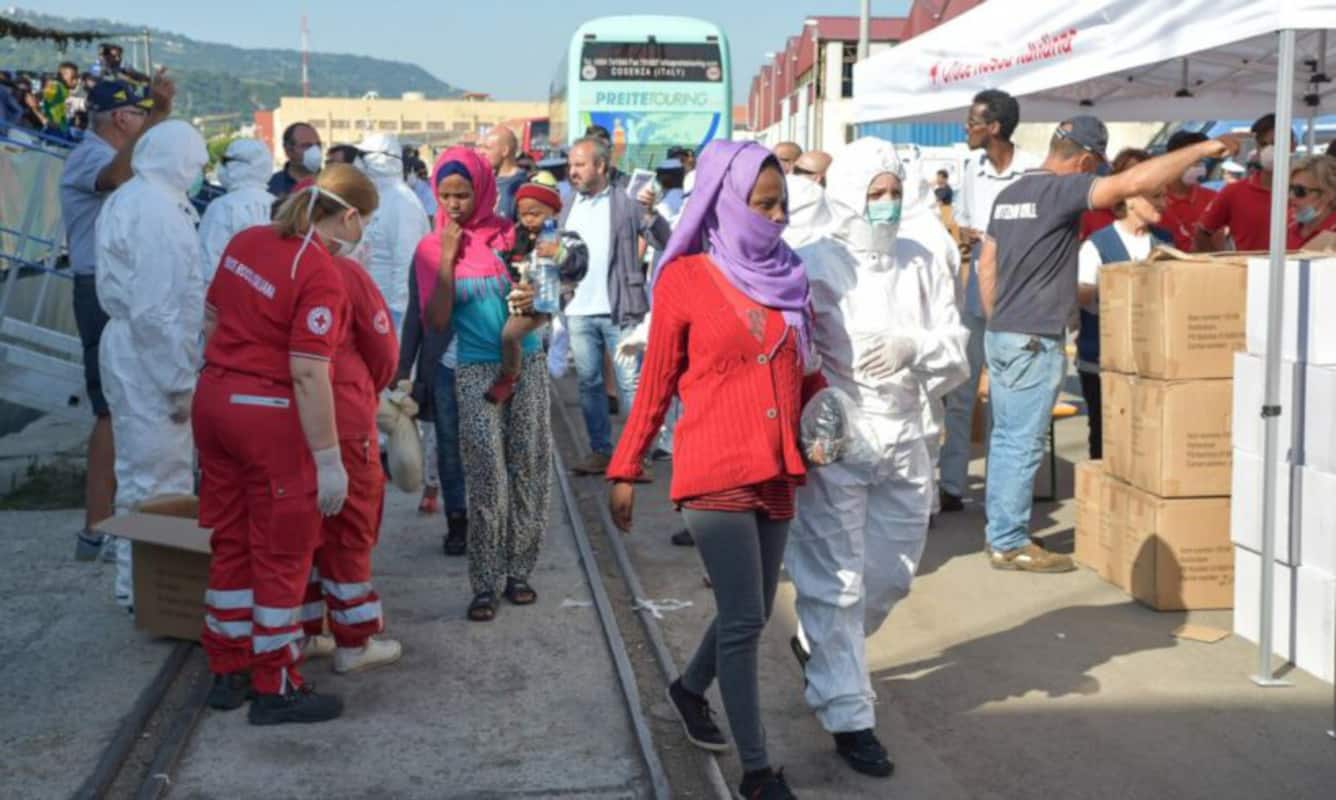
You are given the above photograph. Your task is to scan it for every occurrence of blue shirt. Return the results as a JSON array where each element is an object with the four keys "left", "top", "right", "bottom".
[
  {"left": 58, "top": 130, "right": 117, "bottom": 276},
  {"left": 495, "top": 171, "right": 527, "bottom": 222},
  {"left": 454, "top": 272, "right": 540, "bottom": 365}
]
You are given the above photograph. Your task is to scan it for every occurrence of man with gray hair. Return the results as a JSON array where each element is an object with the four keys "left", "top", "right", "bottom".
[
  {"left": 561, "top": 136, "right": 672, "bottom": 476},
  {"left": 59, "top": 71, "right": 174, "bottom": 580}
]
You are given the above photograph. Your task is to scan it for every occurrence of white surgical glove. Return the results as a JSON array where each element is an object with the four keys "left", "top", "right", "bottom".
[
  {"left": 313, "top": 446, "right": 348, "bottom": 517},
  {"left": 856, "top": 335, "right": 918, "bottom": 382},
  {"left": 167, "top": 390, "right": 193, "bottom": 425}
]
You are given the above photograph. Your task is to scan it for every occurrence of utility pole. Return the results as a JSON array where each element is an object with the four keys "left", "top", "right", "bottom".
[
  {"left": 858, "top": 0, "right": 870, "bottom": 61},
  {"left": 301, "top": 14, "right": 311, "bottom": 99},
  {"left": 142, "top": 28, "right": 152, "bottom": 73}
]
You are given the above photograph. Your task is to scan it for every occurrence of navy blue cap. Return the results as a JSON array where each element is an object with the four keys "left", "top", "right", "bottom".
[
  {"left": 656, "top": 158, "right": 684, "bottom": 171},
  {"left": 1056, "top": 115, "right": 1108, "bottom": 161},
  {"left": 87, "top": 80, "right": 152, "bottom": 113}
]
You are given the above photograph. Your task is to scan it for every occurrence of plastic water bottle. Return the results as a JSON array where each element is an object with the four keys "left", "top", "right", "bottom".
[{"left": 532, "top": 219, "right": 561, "bottom": 315}]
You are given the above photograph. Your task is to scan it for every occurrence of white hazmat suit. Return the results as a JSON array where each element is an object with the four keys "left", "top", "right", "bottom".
[
  {"left": 782, "top": 173, "right": 837, "bottom": 250},
  {"left": 198, "top": 138, "right": 275, "bottom": 280},
  {"left": 787, "top": 137, "right": 969, "bottom": 733},
  {"left": 94, "top": 120, "right": 209, "bottom": 607},
  {"left": 356, "top": 133, "right": 429, "bottom": 323}
]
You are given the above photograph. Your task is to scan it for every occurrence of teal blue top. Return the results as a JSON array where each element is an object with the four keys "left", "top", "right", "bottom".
[{"left": 454, "top": 273, "right": 541, "bottom": 365}]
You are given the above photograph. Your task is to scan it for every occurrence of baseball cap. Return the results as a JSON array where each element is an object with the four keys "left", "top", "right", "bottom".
[
  {"left": 87, "top": 80, "right": 152, "bottom": 113},
  {"left": 666, "top": 145, "right": 692, "bottom": 160},
  {"left": 1056, "top": 115, "right": 1108, "bottom": 161}
]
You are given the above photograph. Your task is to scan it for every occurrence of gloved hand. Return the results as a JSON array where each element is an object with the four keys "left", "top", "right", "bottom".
[
  {"left": 313, "top": 446, "right": 348, "bottom": 517},
  {"left": 856, "top": 335, "right": 918, "bottom": 382},
  {"left": 167, "top": 390, "right": 193, "bottom": 424},
  {"left": 615, "top": 314, "right": 651, "bottom": 371}
]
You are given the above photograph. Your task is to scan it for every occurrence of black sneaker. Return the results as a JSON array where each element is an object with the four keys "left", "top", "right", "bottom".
[
  {"left": 739, "top": 767, "right": 797, "bottom": 799},
  {"left": 939, "top": 490, "right": 965, "bottom": 513},
  {"left": 670, "top": 529, "right": 695, "bottom": 547},
  {"left": 834, "top": 729, "right": 894, "bottom": 778},
  {"left": 206, "top": 672, "right": 252, "bottom": 711},
  {"left": 247, "top": 686, "right": 343, "bottom": 726},
  {"left": 443, "top": 512, "right": 467, "bottom": 557},
  {"left": 666, "top": 679, "right": 728, "bottom": 752}
]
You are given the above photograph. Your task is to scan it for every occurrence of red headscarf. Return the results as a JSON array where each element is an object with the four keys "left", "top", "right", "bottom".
[{"left": 412, "top": 146, "right": 515, "bottom": 314}]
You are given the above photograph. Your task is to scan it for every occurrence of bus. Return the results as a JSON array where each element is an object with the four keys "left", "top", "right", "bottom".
[{"left": 550, "top": 16, "right": 732, "bottom": 171}]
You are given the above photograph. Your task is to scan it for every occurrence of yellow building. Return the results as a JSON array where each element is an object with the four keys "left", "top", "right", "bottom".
[{"left": 272, "top": 93, "right": 549, "bottom": 163}]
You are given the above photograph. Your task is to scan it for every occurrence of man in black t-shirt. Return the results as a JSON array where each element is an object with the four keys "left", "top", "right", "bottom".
[
  {"left": 933, "top": 169, "right": 954, "bottom": 206},
  {"left": 977, "top": 116, "right": 1239, "bottom": 573}
]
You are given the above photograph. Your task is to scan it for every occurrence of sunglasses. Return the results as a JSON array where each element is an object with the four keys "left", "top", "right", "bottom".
[{"left": 1290, "top": 185, "right": 1324, "bottom": 199}]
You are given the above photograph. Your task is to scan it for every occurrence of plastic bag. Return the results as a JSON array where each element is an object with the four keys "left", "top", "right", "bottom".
[
  {"left": 377, "top": 380, "right": 423, "bottom": 493},
  {"left": 800, "top": 387, "right": 880, "bottom": 467}
]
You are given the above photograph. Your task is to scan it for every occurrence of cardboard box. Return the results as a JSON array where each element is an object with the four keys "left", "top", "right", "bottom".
[
  {"left": 1295, "top": 565, "right": 1336, "bottom": 684},
  {"left": 1231, "top": 352, "right": 1303, "bottom": 458},
  {"left": 1074, "top": 460, "right": 1105, "bottom": 573},
  {"left": 1298, "top": 466, "right": 1336, "bottom": 577},
  {"left": 1246, "top": 255, "right": 1336, "bottom": 365},
  {"left": 1101, "top": 477, "right": 1233, "bottom": 610},
  {"left": 1132, "top": 251, "right": 1247, "bottom": 380},
  {"left": 1098, "top": 263, "right": 1136, "bottom": 374},
  {"left": 1305, "top": 364, "right": 1336, "bottom": 474},
  {"left": 1101, "top": 372, "right": 1133, "bottom": 484},
  {"left": 1128, "top": 377, "right": 1233, "bottom": 497},
  {"left": 1233, "top": 545, "right": 1298, "bottom": 662},
  {"left": 98, "top": 496, "right": 210, "bottom": 643},
  {"left": 1229, "top": 449, "right": 1298, "bottom": 565}
]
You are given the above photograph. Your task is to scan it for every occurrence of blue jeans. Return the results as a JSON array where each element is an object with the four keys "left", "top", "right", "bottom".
[
  {"left": 939, "top": 310, "right": 988, "bottom": 497},
  {"left": 432, "top": 364, "right": 467, "bottom": 515},
  {"left": 568, "top": 314, "right": 640, "bottom": 456},
  {"left": 983, "top": 331, "right": 1067, "bottom": 552}
]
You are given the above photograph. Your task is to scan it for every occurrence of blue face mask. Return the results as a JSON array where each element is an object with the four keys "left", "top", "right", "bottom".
[
  {"left": 866, "top": 200, "right": 902, "bottom": 225},
  {"left": 1295, "top": 204, "right": 1321, "bottom": 225}
]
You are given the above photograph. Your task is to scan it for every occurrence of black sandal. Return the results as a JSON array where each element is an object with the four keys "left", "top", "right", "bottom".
[
  {"left": 467, "top": 592, "right": 498, "bottom": 621},
  {"left": 504, "top": 577, "right": 537, "bottom": 606}
]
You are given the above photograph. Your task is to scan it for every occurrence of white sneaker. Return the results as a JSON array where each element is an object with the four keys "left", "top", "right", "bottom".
[
  {"left": 333, "top": 637, "right": 402, "bottom": 674},
  {"left": 302, "top": 634, "right": 336, "bottom": 660}
]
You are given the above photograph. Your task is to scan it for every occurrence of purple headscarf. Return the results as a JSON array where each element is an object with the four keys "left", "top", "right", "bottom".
[{"left": 654, "top": 140, "right": 812, "bottom": 361}]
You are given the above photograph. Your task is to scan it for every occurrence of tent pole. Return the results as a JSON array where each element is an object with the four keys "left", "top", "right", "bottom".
[{"left": 1252, "top": 28, "right": 1296, "bottom": 690}]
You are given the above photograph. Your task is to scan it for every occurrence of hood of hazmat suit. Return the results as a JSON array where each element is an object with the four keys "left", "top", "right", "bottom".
[
  {"left": 357, "top": 132, "right": 429, "bottom": 316},
  {"left": 93, "top": 119, "right": 208, "bottom": 604},
  {"left": 199, "top": 138, "right": 276, "bottom": 280},
  {"left": 782, "top": 174, "right": 836, "bottom": 250}
]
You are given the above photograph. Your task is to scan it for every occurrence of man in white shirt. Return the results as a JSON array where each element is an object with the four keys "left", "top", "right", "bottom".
[{"left": 939, "top": 89, "right": 1041, "bottom": 513}]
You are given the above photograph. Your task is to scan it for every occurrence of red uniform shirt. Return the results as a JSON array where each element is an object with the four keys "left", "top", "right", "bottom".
[
  {"left": 1079, "top": 209, "right": 1116, "bottom": 241},
  {"left": 332, "top": 257, "right": 399, "bottom": 439},
  {"left": 1199, "top": 174, "right": 1273, "bottom": 251},
  {"left": 1161, "top": 184, "right": 1216, "bottom": 251},
  {"left": 204, "top": 225, "right": 349, "bottom": 383},
  {"left": 1286, "top": 208, "right": 1336, "bottom": 250}
]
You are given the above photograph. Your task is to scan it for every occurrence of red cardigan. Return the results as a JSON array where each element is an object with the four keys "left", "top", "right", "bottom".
[{"left": 607, "top": 254, "right": 823, "bottom": 501}]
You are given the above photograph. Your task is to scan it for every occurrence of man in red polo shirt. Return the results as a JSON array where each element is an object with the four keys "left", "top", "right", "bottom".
[
  {"left": 1161, "top": 130, "right": 1217, "bottom": 251},
  {"left": 1196, "top": 114, "right": 1284, "bottom": 251}
]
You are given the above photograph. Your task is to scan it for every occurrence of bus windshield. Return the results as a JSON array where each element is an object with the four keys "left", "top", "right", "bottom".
[{"left": 552, "top": 16, "right": 732, "bottom": 172}]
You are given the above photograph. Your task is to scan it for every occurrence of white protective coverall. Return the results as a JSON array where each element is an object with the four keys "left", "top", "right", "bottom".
[
  {"left": 782, "top": 173, "right": 836, "bottom": 250},
  {"left": 896, "top": 143, "right": 966, "bottom": 512},
  {"left": 198, "top": 138, "right": 275, "bottom": 280},
  {"left": 94, "top": 120, "right": 209, "bottom": 606},
  {"left": 787, "top": 137, "right": 969, "bottom": 733},
  {"left": 356, "top": 133, "right": 429, "bottom": 323}
]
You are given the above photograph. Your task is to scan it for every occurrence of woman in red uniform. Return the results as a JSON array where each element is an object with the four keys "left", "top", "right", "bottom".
[
  {"left": 1286, "top": 155, "right": 1336, "bottom": 249},
  {"left": 300, "top": 250, "right": 402, "bottom": 674},
  {"left": 195, "top": 163, "right": 377, "bottom": 726}
]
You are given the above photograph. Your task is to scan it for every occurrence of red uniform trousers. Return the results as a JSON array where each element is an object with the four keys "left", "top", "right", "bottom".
[
  {"left": 302, "top": 436, "right": 386, "bottom": 648},
  {"left": 195, "top": 366, "right": 323, "bottom": 695}
]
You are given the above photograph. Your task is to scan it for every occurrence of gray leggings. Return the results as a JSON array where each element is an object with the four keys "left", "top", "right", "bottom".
[{"left": 680, "top": 508, "right": 790, "bottom": 773}]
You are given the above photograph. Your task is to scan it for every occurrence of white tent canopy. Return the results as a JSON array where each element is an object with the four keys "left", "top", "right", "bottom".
[{"left": 854, "top": 0, "right": 1336, "bottom": 124}]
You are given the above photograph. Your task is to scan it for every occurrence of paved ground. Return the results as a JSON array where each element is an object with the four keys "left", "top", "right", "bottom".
[
  {"left": 0, "top": 510, "right": 175, "bottom": 799},
  {"left": 553, "top": 378, "right": 1336, "bottom": 800},
  {"left": 170, "top": 474, "right": 647, "bottom": 799}
]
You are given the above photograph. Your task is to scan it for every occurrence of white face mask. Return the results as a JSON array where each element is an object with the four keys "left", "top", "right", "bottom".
[
  {"left": 1258, "top": 145, "right": 1276, "bottom": 173},
  {"left": 330, "top": 212, "right": 368, "bottom": 259},
  {"left": 301, "top": 144, "right": 324, "bottom": 173}
]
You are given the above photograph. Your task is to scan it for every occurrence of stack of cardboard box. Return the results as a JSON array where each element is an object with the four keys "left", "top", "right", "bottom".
[
  {"left": 1075, "top": 251, "right": 1247, "bottom": 611},
  {"left": 1231, "top": 255, "right": 1336, "bottom": 683}
]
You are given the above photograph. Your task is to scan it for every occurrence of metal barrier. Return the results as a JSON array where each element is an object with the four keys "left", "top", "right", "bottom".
[{"left": 0, "top": 129, "right": 89, "bottom": 422}]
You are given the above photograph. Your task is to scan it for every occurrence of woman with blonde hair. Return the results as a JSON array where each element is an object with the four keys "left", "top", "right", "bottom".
[
  {"left": 1287, "top": 154, "right": 1336, "bottom": 248},
  {"left": 195, "top": 163, "right": 377, "bottom": 726}
]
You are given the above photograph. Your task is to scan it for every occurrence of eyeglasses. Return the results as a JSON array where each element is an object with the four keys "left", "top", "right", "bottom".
[
  {"left": 1290, "top": 185, "right": 1324, "bottom": 199},
  {"left": 965, "top": 117, "right": 989, "bottom": 129}
]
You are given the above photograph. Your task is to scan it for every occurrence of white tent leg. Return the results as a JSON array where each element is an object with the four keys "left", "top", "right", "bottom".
[{"left": 1253, "top": 28, "right": 1296, "bottom": 690}]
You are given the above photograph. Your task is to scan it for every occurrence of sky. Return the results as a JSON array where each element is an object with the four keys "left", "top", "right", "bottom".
[{"left": 24, "top": 0, "right": 912, "bottom": 101}]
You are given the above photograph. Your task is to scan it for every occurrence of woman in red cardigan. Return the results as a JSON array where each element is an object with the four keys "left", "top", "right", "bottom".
[{"left": 608, "top": 140, "right": 819, "bottom": 800}]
